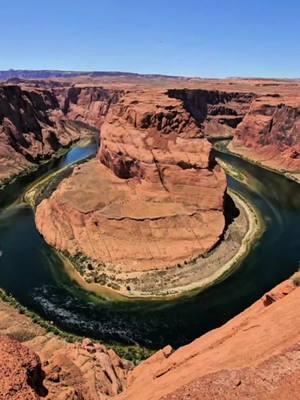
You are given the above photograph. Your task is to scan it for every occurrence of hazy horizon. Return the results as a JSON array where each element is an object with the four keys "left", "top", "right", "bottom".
[{"left": 1, "top": 68, "right": 300, "bottom": 80}]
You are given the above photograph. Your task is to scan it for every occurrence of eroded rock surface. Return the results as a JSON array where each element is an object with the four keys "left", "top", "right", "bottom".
[
  {"left": 230, "top": 94, "right": 300, "bottom": 176},
  {"left": 0, "top": 336, "right": 44, "bottom": 400},
  {"left": 0, "top": 84, "right": 90, "bottom": 184},
  {"left": 36, "top": 89, "right": 227, "bottom": 278},
  {"left": 0, "top": 298, "right": 130, "bottom": 400},
  {"left": 168, "top": 88, "right": 255, "bottom": 138},
  {"left": 43, "top": 339, "right": 129, "bottom": 400},
  {"left": 118, "top": 276, "right": 300, "bottom": 400}
]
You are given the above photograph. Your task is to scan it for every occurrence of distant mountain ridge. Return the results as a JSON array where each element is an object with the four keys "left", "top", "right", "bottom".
[{"left": 0, "top": 69, "right": 181, "bottom": 81}]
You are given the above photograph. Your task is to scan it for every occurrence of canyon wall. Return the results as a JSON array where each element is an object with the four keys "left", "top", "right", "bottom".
[
  {"left": 168, "top": 88, "right": 255, "bottom": 138},
  {"left": 230, "top": 94, "right": 300, "bottom": 176},
  {"left": 61, "top": 86, "right": 124, "bottom": 128},
  {"left": 0, "top": 84, "right": 90, "bottom": 184},
  {"left": 1, "top": 79, "right": 299, "bottom": 187}
]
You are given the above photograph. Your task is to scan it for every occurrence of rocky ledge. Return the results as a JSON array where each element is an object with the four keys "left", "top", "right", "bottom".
[
  {"left": 119, "top": 274, "right": 300, "bottom": 400},
  {"left": 0, "top": 274, "right": 299, "bottom": 399}
]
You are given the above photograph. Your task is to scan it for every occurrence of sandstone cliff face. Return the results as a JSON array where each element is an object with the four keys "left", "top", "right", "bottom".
[
  {"left": 0, "top": 85, "right": 86, "bottom": 184},
  {"left": 118, "top": 277, "right": 300, "bottom": 400},
  {"left": 62, "top": 86, "right": 124, "bottom": 128},
  {"left": 168, "top": 88, "right": 255, "bottom": 138},
  {"left": 36, "top": 89, "right": 227, "bottom": 275},
  {"left": 230, "top": 95, "right": 300, "bottom": 174}
]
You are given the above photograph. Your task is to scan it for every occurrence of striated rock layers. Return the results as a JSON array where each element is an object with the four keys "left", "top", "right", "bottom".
[
  {"left": 61, "top": 85, "right": 124, "bottom": 128},
  {"left": 36, "top": 89, "right": 229, "bottom": 278},
  {"left": 168, "top": 88, "right": 255, "bottom": 138},
  {"left": 118, "top": 276, "right": 300, "bottom": 400},
  {"left": 230, "top": 94, "right": 300, "bottom": 176},
  {"left": 0, "top": 84, "right": 89, "bottom": 184}
]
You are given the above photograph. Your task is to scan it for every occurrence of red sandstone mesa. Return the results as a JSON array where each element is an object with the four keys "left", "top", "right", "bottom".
[
  {"left": 34, "top": 80, "right": 300, "bottom": 284},
  {"left": 1, "top": 78, "right": 299, "bottom": 283},
  {"left": 36, "top": 88, "right": 228, "bottom": 273}
]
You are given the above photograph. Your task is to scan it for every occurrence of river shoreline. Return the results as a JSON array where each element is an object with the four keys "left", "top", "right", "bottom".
[
  {"left": 0, "top": 146, "right": 72, "bottom": 192},
  {"left": 212, "top": 139, "right": 300, "bottom": 184},
  {"left": 20, "top": 146, "right": 264, "bottom": 301},
  {"left": 0, "top": 138, "right": 298, "bottom": 349},
  {"left": 23, "top": 139, "right": 96, "bottom": 209},
  {"left": 53, "top": 188, "right": 263, "bottom": 301},
  {"left": 226, "top": 142, "right": 300, "bottom": 184}
]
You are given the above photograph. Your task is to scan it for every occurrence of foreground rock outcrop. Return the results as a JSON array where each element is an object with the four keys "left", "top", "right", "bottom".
[
  {"left": 0, "top": 296, "right": 130, "bottom": 400},
  {"left": 0, "top": 336, "right": 129, "bottom": 400},
  {"left": 0, "top": 275, "right": 299, "bottom": 399},
  {"left": 43, "top": 339, "right": 129, "bottom": 400},
  {"left": 118, "top": 275, "right": 300, "bottom": 400},
  {"left": 0, "top": 336, "right": 43, "bottom": 399}
]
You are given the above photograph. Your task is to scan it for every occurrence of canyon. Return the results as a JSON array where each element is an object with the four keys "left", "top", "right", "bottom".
[
  {"left": 0, "top": 75, "right": 299, "bottom": 399},
  {"left": 0, "top": 84, "right": 96, "bottom": 186},
  {"left": 33, "top": 78, "right": 299, "bottom": 295}
]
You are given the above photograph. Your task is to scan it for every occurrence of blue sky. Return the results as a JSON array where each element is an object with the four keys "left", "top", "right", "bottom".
[{"left": 1, "top": 0, "right": 299, "bottom": 77}]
